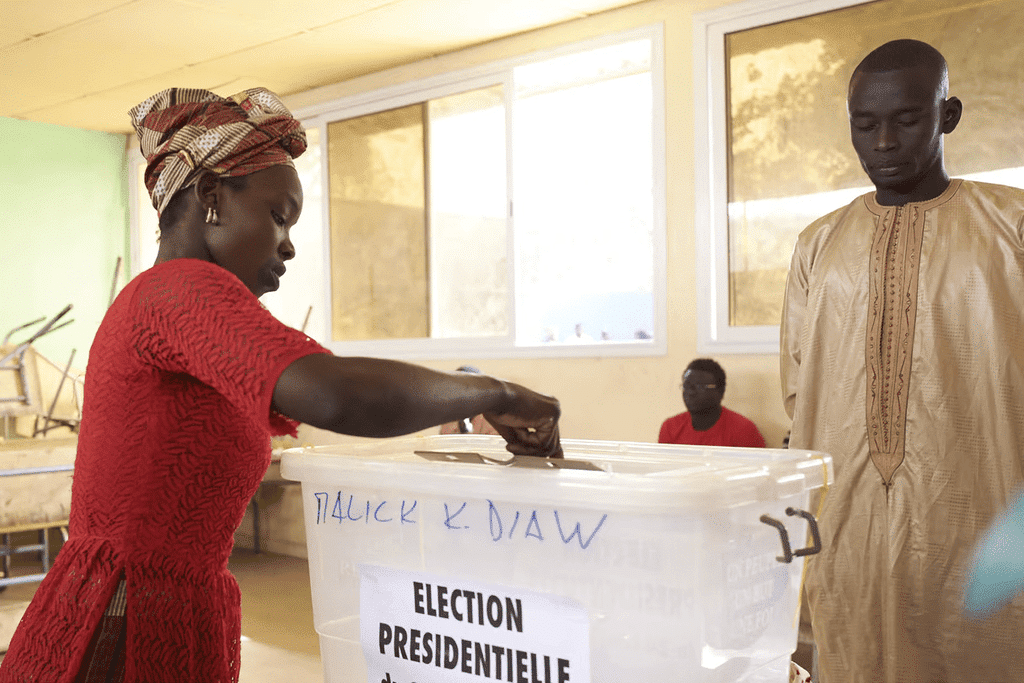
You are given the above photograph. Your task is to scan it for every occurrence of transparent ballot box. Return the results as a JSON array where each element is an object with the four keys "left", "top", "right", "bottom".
[{"left": 280, "top": 435, "right": 831, "bottom": 683}]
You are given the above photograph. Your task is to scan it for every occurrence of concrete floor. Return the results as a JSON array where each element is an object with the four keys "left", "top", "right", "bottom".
[
  {"left": 232, "top": 549, "right": 323, "bottom": 682},
  {"left": 0, "top": 547, "right": 324, "bottom": 682}
]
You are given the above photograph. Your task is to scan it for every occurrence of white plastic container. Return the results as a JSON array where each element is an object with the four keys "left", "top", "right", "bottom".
[{"left": 281, "top": 435, "right": 831, "bottom": 683}]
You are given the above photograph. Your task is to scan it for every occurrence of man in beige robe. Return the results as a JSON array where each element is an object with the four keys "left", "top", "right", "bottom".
[{"left": 781, "top": 39, "right": 1024, "bottom": 683}]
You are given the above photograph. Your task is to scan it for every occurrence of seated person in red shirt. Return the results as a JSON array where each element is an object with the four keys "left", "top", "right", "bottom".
[{"left": 658, "top": 358, "right": 765, "bottom": 447}]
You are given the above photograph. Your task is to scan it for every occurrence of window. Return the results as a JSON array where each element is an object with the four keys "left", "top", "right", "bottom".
[
  {"left": 298, "top": 25, "right": 665, "bottom": 359},
  {"left": 695, "top": 0, "right": 1024, "bottom": 354}
]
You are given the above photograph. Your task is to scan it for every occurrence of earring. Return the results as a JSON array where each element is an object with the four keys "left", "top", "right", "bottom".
[{"left": 206, "top": 207, "right": 219, "bottom": 225}]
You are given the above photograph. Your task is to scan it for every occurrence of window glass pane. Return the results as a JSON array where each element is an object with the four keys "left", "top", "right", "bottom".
[
  {"left": 725, "top": 29, "right": 857, "bottom": 327},
  {"left": 427, "top": 85, "right": 509, "bottom": 338},
  {"left": 513, "top": 40, "right": 655, "bottom": 345},
  {"left": 327, "top": 105, "right": 428, "bottom": 340}
]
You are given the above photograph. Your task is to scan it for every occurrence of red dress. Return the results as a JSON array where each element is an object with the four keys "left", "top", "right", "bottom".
[
  {"left": 0, "top": 259, "right": 327, "bottom": 683},
  {"left": 657, "top": 406, "right": 766, "bottom": 447}
]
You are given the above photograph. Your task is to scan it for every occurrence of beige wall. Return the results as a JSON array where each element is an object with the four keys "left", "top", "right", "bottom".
[{"left": 242, "top": 0, "right": 796, "bottom": 556}]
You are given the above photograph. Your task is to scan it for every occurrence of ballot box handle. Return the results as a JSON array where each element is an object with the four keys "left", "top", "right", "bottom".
[
  {"left": 786, "top": 507, "right": 822, "bottom": 558},
  {"left": 760, "top": 507, "right": 821, "bottom": 564}
]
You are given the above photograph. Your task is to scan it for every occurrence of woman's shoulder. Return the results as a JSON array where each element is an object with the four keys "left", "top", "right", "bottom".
[
  {"left": 128, "top": 258, "right": 252, "bottom": 305},
  {"left": 104, "top": 258, "right": 262, "bottom": 344},
  {"left": 135, "top": 258, "right": 241, "bottom": 286}
]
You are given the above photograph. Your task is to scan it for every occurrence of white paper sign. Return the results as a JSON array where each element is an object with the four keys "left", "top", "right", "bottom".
[{"left": 360, "top": 564, "right": 591, "bottom": 683}]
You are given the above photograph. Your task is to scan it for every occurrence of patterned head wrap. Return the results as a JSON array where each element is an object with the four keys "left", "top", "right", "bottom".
[{"left": 130, "top": 87, "right": 307, "bottom": 215}]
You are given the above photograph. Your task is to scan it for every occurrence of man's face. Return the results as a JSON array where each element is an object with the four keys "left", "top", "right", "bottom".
[
  {"left": 847, "top": 67, "right": 947, "bottom": 196},
  {"left": 682, "top": 369, "right": 723, "bottom": 414}
]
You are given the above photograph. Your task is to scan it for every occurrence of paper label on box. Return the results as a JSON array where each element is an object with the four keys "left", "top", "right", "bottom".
[{"left": 359, "top": 564, "right": 590, "bottom": 683}]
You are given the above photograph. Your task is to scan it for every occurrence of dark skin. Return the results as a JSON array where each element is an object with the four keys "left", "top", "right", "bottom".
[
  {"left": 848, "top": 65, "right": 962, "bottom": 206},
  {"left": 681, "top": 368, "right": 724, "bottom": 432},
  {"left": 156, "top": 165, "right": 562, "bottom": 457}
]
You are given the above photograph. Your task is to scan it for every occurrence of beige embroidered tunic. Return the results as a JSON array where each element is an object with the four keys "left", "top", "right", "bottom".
[{"left": 781, "top": 179, "right": 1024, "bottom": 683}]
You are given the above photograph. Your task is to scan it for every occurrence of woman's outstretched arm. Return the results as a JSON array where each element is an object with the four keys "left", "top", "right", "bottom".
[{"left": 271, "top": 354, "right": 561, "bottom": 457}]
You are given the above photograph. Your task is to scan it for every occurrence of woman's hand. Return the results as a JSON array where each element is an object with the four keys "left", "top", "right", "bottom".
[{"left": 483, "top": 382, "right": 563, "bottom": 459}]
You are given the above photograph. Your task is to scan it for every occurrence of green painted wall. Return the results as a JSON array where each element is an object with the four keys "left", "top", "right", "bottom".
[{"left": 1, "top": 117, "right": 129, "bottom": 367}]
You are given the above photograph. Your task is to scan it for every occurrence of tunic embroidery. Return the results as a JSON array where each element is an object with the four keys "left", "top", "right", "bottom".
[{"left": 865, "top": 202, "right": 924, "bottom": 484}]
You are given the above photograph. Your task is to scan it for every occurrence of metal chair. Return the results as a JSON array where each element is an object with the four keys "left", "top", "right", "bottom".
[{"left": 1, "top": 306, "right": 76, "bottom": 439}]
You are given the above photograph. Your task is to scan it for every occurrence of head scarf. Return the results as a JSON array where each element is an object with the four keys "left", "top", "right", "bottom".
[{"left": 129, "top": 87, "right": 307, "bottom": 215}]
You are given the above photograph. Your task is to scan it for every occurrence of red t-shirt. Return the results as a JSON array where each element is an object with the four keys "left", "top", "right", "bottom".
[
  {"left": 1, "top": 259, "right": 327, "bottom": 683},
  {"left": 658, "top": 406, "right": 766, "bottom": 448}
]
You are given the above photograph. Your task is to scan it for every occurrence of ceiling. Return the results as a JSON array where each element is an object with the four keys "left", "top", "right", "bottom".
[{"left": 2, "top": 0, "right": 646, "bottom": 135}]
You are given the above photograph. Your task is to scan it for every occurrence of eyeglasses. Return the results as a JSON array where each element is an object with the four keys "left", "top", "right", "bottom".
[{"left": 681, "top": 383, "right": 718, "bottom": 391}]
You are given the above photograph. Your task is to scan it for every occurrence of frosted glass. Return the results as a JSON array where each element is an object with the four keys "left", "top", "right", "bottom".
[
  {"left": 327, "top": 105, "right": 428, "bottom": 340},
  {"left": 427, "top": 86, "right": 509, "bottom": 338}
]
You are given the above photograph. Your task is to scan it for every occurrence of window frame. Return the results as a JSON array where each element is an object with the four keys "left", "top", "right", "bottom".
[
  {"left": 128, "top": 145, "right": 149, "bottom": 279},
  {"left": 692, "top": 0, "right": 867, "bottom": 355},
  {"left": 292, "top": 23, "right": 667, "bottom": 361}
]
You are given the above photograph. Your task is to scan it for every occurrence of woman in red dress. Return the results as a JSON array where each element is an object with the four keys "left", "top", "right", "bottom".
[{"left": 0, "top": 87, "right": 561, "bottom": 683}]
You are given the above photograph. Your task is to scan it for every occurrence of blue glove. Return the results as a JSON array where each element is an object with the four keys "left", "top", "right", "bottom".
[{"left": 964, "top": 491, "right": 1024, "bottom": 617}]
